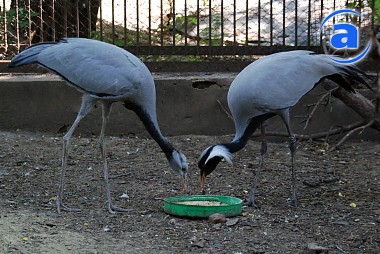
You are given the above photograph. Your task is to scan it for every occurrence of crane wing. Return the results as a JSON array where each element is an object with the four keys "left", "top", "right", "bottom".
[
  {"left": 10, "top": 38, "right": 154, "bottom": 98},
  {"left": 227, "top": 50, "right": 370, "bottom": 139}
]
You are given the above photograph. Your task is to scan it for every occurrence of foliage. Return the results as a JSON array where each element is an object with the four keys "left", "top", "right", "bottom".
[
  {"left": 0, "top": 7, "right": 39, "bottom": 32},
  {"left": 371, "top": 0, "right": 380, "bottom": 23},
  {"left": 0, "top": 7, "right": 39, "bottom": 59},
  {"left": 346, "top": 0, "right": 380, "bottom": 23}
]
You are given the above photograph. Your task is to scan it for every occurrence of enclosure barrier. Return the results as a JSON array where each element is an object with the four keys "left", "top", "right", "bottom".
[{"left": 0, "top": 0, "right": 376, "bottom": 59}]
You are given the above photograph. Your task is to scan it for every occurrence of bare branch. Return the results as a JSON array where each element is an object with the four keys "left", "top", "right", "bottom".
[
  {"left": 250, "top": 120, "right": 366, "bottom": 141},
  {"left": 322, "top": 80, "right": 380, "bottom": 132},
  {"left": 303, "top": 87, "right": 338, "bottom": 131},
  {"left": 333, "top": 119, "right": 375, "bottom": 150},
  {"left": 217, "top": 99, "right": 233, "bottom": 120}
]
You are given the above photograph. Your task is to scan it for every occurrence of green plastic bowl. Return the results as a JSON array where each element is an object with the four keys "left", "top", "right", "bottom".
[{"left": 164, "top": 195, "right": 242, "bottom": 218}]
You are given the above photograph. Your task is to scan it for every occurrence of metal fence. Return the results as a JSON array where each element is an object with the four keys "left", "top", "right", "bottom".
[{"left": 0, "top": 0, "right": 376, "bottom": 60}]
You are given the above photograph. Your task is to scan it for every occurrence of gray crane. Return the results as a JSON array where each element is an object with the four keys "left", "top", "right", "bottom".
[
  {"left": 197, "top": 50, "right": 371, "bottom": 207},
  {"left": 9, "top": 38, "right": 188, "bottom": 214}
]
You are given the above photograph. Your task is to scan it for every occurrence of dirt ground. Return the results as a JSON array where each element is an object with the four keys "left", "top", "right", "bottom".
[{"left": 0, "top": 130, "right": 379, "bottom": 253}]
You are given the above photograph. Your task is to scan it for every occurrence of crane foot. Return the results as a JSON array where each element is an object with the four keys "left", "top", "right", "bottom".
[
  {"left": 56, "top": 200, "right": 81, "bottom": 214},
  {"left": 106, "top": 202, "right": 134, "bottom": 214}
]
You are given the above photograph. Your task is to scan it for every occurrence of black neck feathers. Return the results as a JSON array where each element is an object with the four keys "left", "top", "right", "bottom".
[
  {"left": 223, "top": 113, "right": 276, "bottom": 154},
  {"left": 124, "top": 102, "right": 174, "bottom": 158}
]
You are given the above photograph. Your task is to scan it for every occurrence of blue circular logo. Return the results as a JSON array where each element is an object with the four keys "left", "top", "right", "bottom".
[{"left": 320, "top": 9, "right": 372, "bottom": 64}]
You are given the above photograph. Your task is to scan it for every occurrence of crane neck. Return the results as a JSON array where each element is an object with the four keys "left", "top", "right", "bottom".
[
  {"left": 125, "top": 103, "right": 174, "bottom": 157},
  {"left": 222, "top": 113, "right": 276, "bottom": 154}
]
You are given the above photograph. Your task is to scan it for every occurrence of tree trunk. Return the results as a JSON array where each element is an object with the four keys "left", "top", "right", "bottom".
[{"left": 322, "top": 80, "right": 380, "bottom": 132}]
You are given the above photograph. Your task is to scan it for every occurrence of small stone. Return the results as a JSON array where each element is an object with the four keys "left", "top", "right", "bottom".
[
  {"left": 307, "top": 242, "right": 328, "bottom": 253},
  {"left": 208, "top": 213, "right": 227, "bottom": 224},
  {"left": 192, "top": 240, "right": 205, "bottom": 248},
  {"left": 226, "top": 217, "right": 239, "bottom": 227},
  {"left": 212, "top": 223, "right": 223, "bottom": 229}
]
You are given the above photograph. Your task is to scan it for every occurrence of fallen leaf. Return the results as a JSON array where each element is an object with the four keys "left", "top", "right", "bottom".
[{"left": 21, "top": 236, "right": 29, "bottom": 241}]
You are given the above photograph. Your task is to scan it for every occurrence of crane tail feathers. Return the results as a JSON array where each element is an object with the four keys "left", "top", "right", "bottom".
[
  {"left": 8, "top": 42, "right": 57, "bottom": 67},
  {"left": 339, "top": 65, "right": 372, "bottom": 90},
  {"left": 326, "top": 64, "right": 372, "bottom": 92},
  {"left": 325, "top": 74, "right": 355, "bottom": 93}
]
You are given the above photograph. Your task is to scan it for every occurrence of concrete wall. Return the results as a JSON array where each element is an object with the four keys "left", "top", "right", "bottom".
[
  {"left": 0, "top": 70, "right": 377, "bottom": 141},
  {"left": 0, "top": 73, "right": 234, "bottom": 137}
]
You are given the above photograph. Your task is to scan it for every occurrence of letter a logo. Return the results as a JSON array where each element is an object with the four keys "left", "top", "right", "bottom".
[{"left": 330, "top": 23, "right": 359, "bottom": 49}]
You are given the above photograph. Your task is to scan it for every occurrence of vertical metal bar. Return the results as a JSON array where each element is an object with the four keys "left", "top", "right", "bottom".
[
  {"left": 88, "top": 0, "right": 92, "bottom": 38},
  {"left": 148, "top": 0, "right": 152, "bottom": 45},
  {"left": 371, "top": 0, "right": 375, "bottom": 30},
  {"left": 172, "top": 0, "right": 175, "bottom": 46},
  {"left": 124, "top": 0, "right": 127, "bottom": 46},
  {"left": 233, "top": 0, "right": 236, "bottom": 45},
  {"left": 136, "top": 0, "right": 140, "bottom": 46},
  {"left": 320, "top": 0, "right": 323, "bottom": 47},
  {"left": 283, "top": 0, "right": 286, "bottom": 46},
  {"left": 358, "top": 0, "right": 362, "bottom": 27},
  {"left": 220, "top": 0, "right": 224, "bottom": 46},
  {"left": 307, "top": 0, "right": 311, "bottom": 47},
  {"left": 333, "top": 0, "right": 335, "bottom": 23},
  {"left": 15, "top": 0, "right": 20, "bottom": 52},
  {"left": 28, "top": 0, "right": 32, "bottom": 45},
  {"left": 245, "top": 0, "right": 249, "bottom": 46},
  {"left": 294, "top": 0, "right": 297, "bottom": 46},
  {"left": 76, "top": 0, "right": 80, "bottom": 37},
  {"left": 270, "top": 0, "right": 273, "bottom": 45},
  {"left": 184, "top": 0, "right": 188, "bottom": 46},
  {"left": 2, "top": 0, "right": 7, "bottom": 53},
  {"left": 99, "top": 0, "right": 103, "bottom": 40},
  {"left": 208, "top": 0, "right": 212, "bottom": 46},
  {"left": 258, "top": 0, "right": 261, "bottom": 46},
  {"left": 196, "top": 0, "right": 200, "bottom": 46},
  {"left": 63, "top": 0, "right": 68, "bottom": 38},
  {"left": 52, "top": 0, "right": 56, "bottom": 41},
  {"left": 39, "top": 0, "right": 43, "bottom": 41},
  {"left": 111, "top": 0, "right": 115, "bottom": 44},
  {"left": 160, "top": 0, "right": 163, "bottom": 45}
]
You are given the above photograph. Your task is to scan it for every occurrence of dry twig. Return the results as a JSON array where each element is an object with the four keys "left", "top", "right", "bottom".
[
  {"left": 333, "top": 119, "right": 375, "bottom": 150},
  {"left": 217, "top": 99, "right": 233, "bottom": 120},
  {"left": 250, "top": 120, "right": 366, "bottom": 141},
  {"left": 303, "top": 87, "right": 338, "bottom": 131}
]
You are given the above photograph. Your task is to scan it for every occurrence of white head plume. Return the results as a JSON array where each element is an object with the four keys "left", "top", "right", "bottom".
[{"left": 205, "top": 145, "right": 233, "bottom": 166}]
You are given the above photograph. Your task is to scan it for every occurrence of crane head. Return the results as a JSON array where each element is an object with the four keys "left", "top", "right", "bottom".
[
  {"left": 168, "top": 150, "right": 188, "bottom": 179},
  {"left": 197, "top": 145, "right": 233, "bottom": 193}
]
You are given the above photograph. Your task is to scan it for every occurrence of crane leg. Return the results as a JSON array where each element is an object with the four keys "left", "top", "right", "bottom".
[
  {"left": 288, "top": 134, "right": 298, "bottom": 206},
  {"left": 57, "top": 95, "right": 95, "bottom": 214},
  {"left": 100, "top": 102, "right": 133, "bottom": 214},
  {"left": 280, "top": 109, "right": 298, "bottom": 207},
  {"left": 248, "top": 123, "right": 267, "bottom": 208}
]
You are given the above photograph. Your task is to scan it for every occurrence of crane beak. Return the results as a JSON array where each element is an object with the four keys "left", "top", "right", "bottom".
[
  {"left": 199, "top": 173, "right": 206, "bottom": 195},
  {"left": 180, "top": 177, "right": 188, "bottom": 193}
]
